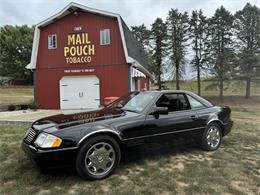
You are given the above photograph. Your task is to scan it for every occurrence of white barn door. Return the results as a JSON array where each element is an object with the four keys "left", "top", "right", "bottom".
[{"left": 60, "top": 76, "right": 100, "bottom": 109}]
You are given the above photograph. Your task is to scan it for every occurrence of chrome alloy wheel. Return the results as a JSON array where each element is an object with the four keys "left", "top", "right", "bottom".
[
  {"left": 206, "top": 126, "right": 221, "bottom": 148},
  {"left": 85, "top": 142, "right": 115, "bottom": 176}
]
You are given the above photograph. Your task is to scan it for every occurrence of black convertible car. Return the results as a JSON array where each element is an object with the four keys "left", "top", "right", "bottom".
[{"left": 22, "top": 90, "right": 233, "bottom": 180}]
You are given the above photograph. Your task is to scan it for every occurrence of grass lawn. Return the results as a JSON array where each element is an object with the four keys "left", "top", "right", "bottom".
[
  {"left": 0, "top": 87, "right": 33, "bottom": 106},
  {"left": 152, "top": 80, "right": 260, "bottom": 96},
  {"left": 0, "top": 98, "right": 259, "bottom": 194},
  {"left": 0, "top": 80, "right": 259, "bottom": 107}
]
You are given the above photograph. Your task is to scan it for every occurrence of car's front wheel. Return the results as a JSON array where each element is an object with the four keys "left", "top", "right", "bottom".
[
  {"left": 76, "top": 135, "right": 121, "bottom": 180},
  {"left": 201, "top": 122, "right": 222, "bottom": 151}
]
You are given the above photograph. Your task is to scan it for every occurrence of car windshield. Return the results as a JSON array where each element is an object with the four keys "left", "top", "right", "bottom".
[{"left": 107, "top": 91, "right": 157, "bottom": 113}]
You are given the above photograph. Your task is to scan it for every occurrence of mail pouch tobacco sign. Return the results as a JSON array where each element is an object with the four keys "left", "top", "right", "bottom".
[{"left": 64, "top": 33, "right": 95, "bottom": 64}]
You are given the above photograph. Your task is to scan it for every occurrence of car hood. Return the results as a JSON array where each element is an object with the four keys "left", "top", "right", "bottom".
[{"left": 32, "top": 107, "right": 125, "bottom": 131}]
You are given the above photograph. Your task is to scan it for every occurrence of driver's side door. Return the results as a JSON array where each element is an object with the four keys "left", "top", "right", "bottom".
[{"left": 144, "top": 93, "right": 204, "bottom": 138}]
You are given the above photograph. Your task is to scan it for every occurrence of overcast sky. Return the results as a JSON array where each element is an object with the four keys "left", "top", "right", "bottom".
[{"left": 0, "top": 0, "right": 259, "bottom": 28}]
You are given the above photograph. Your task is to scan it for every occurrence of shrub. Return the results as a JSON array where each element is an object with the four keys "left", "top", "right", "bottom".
[
  {"left": 7, "top": 104, "right": 16, "bottom": 111},
  {"left": 29, "top": 101, "right": 38, "bottom": 111}
]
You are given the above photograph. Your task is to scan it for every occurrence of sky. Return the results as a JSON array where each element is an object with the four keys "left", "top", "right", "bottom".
[
  {"left": 0, "top": 0, "right": 259, "bottom": 79},
  {"left": 0, "top": 0, "right": 259, "bottom": 28}
]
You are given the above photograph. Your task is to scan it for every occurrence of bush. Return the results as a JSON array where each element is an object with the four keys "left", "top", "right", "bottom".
[
  {"left": 20, "top": 104, "right": 29, "bottom": 110},
  {"left": 7, "top": 104, "right": 16, "bottom": 111},
  {"left": 29, "top": 101, "right": 38, "bottom": 111}
]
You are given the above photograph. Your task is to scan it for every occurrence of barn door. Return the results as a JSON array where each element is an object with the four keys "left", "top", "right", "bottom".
[{"left": 59, "top": 76, "right": 100, "bottom": 109}]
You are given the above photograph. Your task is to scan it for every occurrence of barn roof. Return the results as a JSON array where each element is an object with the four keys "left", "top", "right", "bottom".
[
  {"left": 26, "top": 2, "right": 151, "bottom": 76},
  {"left": 121, "top": 19, "right": 150, "bottom": 72}
]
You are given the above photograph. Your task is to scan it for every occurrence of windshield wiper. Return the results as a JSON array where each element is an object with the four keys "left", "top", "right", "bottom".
[{"left": 121, "top": 108, "right": 139, "bottom": 113}]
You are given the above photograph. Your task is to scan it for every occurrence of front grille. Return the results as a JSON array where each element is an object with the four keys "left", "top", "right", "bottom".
[{"left": 24, "top": 128, "right": 37, "bottom": 144}]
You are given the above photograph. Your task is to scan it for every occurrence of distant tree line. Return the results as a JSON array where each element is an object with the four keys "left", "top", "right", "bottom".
[
  {"left": 0, "top": 25, "right": 34, "bottom": 84},
  {"left": 131, "top": 3, "right": 260, "bottom": 98}
]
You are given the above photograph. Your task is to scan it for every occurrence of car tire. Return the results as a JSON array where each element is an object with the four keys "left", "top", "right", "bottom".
[
  {"left": 76, "top": 135, "right": 121, "bottom": 180},
  {"left": 201, "top": 122, "right": 222, "bottom": 151}
]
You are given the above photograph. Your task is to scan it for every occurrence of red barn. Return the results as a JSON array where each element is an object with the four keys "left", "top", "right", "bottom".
[{"left": 27, "top": 2, "right": 151, "bottom": 109}]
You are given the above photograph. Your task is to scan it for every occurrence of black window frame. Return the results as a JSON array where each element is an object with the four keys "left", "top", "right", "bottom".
[
  {"left": 185, "top": 94, "right": 208, "bottom": 111},
  {"left": 155, "top": 93, "right": 191, "bottom": 113}
]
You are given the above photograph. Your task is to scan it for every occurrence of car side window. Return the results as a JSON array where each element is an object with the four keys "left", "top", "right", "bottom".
[
  {"left": 156, "top": 93, "right": 190, "bottom": 112},
  {"left": 186, "top": 94, "right": 205, "bottom": 109}
]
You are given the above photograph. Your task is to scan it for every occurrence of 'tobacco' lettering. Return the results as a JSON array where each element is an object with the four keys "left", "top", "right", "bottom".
[{"left": 65, "top": 56, "right": 92, "bottom": 64}]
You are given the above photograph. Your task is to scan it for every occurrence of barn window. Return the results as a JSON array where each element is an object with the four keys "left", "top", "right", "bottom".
[
  {"left": 48, "top": 34, "right": 57, "bottom": 49},
  {"left": 100, "top": 29, "right": 110, "bottom": 45}
]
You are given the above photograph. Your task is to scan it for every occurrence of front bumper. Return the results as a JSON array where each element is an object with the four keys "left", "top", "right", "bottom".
[
  {"left": 223, "top": 121, "right": 233, "bottom": 136},
  {"left": 22, "top": 142, "right": 78, "bottom": 169}
]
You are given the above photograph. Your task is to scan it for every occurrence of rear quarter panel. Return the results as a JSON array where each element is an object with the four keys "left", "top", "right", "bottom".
[{"left": 196, "top": 106, "right": 231, "bottom": 127}]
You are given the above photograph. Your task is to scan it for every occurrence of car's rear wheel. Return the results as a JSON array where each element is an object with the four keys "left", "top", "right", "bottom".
[
  {"left": 76, "top": 135, "right": 121, "bottom": 180},
  {"left": 201, "top": 122, "right": 222, "bottom": 151}
]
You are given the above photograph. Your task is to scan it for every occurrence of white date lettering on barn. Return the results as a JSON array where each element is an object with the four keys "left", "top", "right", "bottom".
[
  {"left": 64, "top": 68, "right": 95, "bottom": 73},
  {"left": 64, "top": 33, "right": 95, "bottom": 65}
]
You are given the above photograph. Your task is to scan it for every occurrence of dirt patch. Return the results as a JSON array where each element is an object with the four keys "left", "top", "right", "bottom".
[
  {"left": 68, "top": 184, "right": 82, "bottom": 194},
  {"left": 38, "top": 189, "right": 51, "bottom": 195},
  {"left": 171, "top": 162, "right": 185, "bottom": 172},
  {"left": 175, "top": 181, "right": 189, "bottom": 195},
  {"left": 100, "top": 184, "right": 111, "bottom": 193},
  {"left": 230, "top": 181, "right": 251, "bottom": 194},
  {"left": 120, "top": 175, "right": 129, "bottom": 181}
]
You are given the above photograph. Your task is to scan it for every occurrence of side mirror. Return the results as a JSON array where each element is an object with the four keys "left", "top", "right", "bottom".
[{"left": 150, "top": 106, "right": 168, "bottom": 115}]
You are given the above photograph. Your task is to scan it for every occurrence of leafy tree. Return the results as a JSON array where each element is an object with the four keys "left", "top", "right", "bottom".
[
  {"left": 131, "top": 24, "right": 153, "bottom": 75},
  {"left": 150, "top": 18, "right": 167, "bottom": 90},
  {"left": 0, "top": 25, "right": 34, "bottom": 83},
  {"left": 206, "top": 6, "right": 234, "bottom": 98},
  {"left": 167, "top": 9, "right": 189, "bottom": 90},
  {"left": 233, "top": 3, "right": 260, "bottom": 98},
  {"left": 189, "top": 10, "right": 208, "bottom": 95},
  {"left": 131, "top": 24, "right": 150, "bottom": 50}
]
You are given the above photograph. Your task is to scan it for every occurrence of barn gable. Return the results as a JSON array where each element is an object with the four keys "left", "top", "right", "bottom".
[{"left": 26, "top": 2, "right": 151, "bottom": 76}]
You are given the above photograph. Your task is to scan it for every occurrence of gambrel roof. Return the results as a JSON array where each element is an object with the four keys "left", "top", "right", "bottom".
[{"left": 26, "top": 2, "right": 151, "bottom": 76}]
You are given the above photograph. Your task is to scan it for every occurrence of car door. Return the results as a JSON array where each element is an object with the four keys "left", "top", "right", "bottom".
[{"left": 144, "top": 93, "right": 205, "bottom": 138}]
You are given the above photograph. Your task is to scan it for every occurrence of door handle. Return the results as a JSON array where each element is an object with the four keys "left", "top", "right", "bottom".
[
  {"left": 190, "top": 115, "right": 198, "bottom": 120},
  {"left": 79, "top": 92, "right": 83, "bottom": 97}
]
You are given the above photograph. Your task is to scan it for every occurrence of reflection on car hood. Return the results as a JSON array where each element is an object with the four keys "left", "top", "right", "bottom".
[{"left": 32, "top": 108, "right": 125, "bottom": 130}]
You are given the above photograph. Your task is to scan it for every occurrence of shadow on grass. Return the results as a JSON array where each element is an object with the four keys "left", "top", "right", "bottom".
[
  {"left": 39, "top": 137, "right": 199, "bottom": 179},
  {"left": 123, "top": 138, "right": 198, "bottom": 164}
]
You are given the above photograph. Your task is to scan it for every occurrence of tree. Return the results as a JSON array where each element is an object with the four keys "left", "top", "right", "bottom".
[
  {"left": 150, "top": 18, "right": 167, "bottom": 90},
  {"left": 167, "top": 9, "right": 189, "bottom": 90},
  {"left": 131, "top": 24, "right": 150, "bottom": 50},
  {"left": 206, "top": 6, "right": 234, "bottom": 98},
  {"left": 233, "top": 3, "right": 260, "bottom": 98},
  {"left": 0, "top": 25, "right": 34, "bottom": 83},
  {"left": 189, "top": 10, "right": 208, "bottom": 95}
]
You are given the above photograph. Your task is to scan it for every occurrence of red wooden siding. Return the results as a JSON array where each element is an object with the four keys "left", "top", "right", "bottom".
[
  {"left": 37, "top": 11, "right": 126, "bottom": 69},
  {"left": 35, "top": 65, "right": 129, "bottom": 109},
  {"left": 34, "top": 10, "right": 150, "bottom": 109}
]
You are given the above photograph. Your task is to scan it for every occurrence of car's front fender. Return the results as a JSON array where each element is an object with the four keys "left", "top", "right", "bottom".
[{"left": 77, "top": 126, "right": 122, "bottom": 147}]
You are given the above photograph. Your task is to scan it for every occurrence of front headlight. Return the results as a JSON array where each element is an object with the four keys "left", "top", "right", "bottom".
[{"left": 34, "top": 133, "right": 62, "bottom": 148}]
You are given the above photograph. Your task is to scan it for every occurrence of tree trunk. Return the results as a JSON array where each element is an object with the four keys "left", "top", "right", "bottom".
[
  {"left": 245, "top": 77, "right": 251, "bottom": 98},
  {"left": 197, "top": 59, "right": 201, "bottom": 96},
  {"left": 158, "top": 78, "right": 161, "bottom": 90},
  {"left": 176, "top": 63, "right": 180, "bottom": 90},
  {"left": 219, "top": 78, "right": 223, "bottom": 100}
]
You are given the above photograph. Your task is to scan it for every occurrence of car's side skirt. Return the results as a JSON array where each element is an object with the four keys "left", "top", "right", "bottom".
[{"left": 122, "top": 126, "right": 205, "bottom": 141}]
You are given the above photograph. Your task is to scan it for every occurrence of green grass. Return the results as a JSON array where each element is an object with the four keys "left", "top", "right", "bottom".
[
  {"left": 0, "top": 100, "right": 259, "bottom": 194},
  {"left": 0, "top": 80, "right": 259, "bottom": 106},
  {"left": 0, "top": 87, "right": 33, "bottom": 106},
  {"left": 153, "top": 80, "right": 260, "bottom": 96}
]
